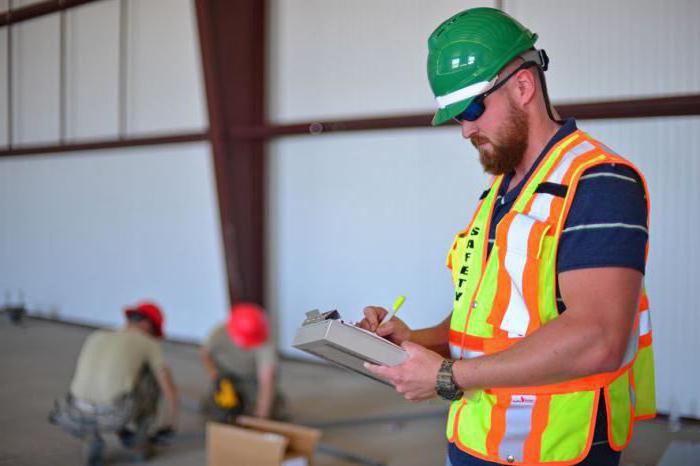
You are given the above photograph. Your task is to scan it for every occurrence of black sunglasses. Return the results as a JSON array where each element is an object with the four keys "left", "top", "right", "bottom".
[{"left": 454, "top": 61, "right": 539, "bottom": 123}]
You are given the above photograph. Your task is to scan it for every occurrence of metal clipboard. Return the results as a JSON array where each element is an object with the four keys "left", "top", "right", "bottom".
[{"left": 292, "top": 310, "right": 408, "bottom": 386}]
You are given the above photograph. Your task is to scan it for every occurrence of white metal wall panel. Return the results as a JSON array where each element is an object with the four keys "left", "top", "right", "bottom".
[
  {"left": 11, "top": 15, "right": 60, "bottom": 145},
  {"left": 0, "top": 143, "right": 229, "bottom": 341},
  {"left": 580, "top": 117, "right": 700, "bottom": 419},
  {"left": 268, "top": 0, "right": 495, "bottom": 123},
  {"left": 506, "top": 0, "right": 700, "bottom": 101},
  {"left": 268, "top": 128, "right": 489, "bottom": 357},
  {"left": 126, "top": 0, "right": 207, "bottom": 135},
  {"left": 0, "top": 0, "right": 216, "bottom": 341},
  {"left": 65, "top": 0, "right": 120, "bottom": 140}
]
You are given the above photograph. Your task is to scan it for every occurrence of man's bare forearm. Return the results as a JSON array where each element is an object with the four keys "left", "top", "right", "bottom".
[
  {"left": 453, "top": 268, "right": 641, "bottom": 391},
  {"left": 158, "top": 366, "right": 179, "bottom": 426},
  {"left": 199, "top": 347, "right": 219, "bottom": 380},
  {"left": 255, "top": 365, "right": 275, "bottom": 418},
  {"left": 410, "top": 315, "right": 451, "bottom": 358}
]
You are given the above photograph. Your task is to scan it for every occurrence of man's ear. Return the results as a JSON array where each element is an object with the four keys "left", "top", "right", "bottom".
[{"left": 514, "top": 68, "right": 537, "bottom": 106}]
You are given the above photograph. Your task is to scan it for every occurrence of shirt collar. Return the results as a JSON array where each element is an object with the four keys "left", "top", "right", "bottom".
[{"left": 500, "top": 118, "right": 578, "bottom": 201}]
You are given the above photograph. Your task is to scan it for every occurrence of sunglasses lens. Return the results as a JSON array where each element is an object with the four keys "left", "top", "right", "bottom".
[
  {"left": 463, "top": 99, "right": 485, "bottom": 121},
  {"left": 456, "top": 98, "right": 485, "bottom": 122}
]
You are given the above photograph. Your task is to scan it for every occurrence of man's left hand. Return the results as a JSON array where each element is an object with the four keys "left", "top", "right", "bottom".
[{"left": 364, "top": 341, "right": 443, "bottom": 401}]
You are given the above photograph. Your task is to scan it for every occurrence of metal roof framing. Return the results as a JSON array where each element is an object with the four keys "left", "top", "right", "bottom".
[{"left": 0, "top": 0, "right": 105, "bottom": 26}]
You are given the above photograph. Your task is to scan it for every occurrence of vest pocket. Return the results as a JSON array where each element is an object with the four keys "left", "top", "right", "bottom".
[{"left": 492, "top": 212, "right": 552, "bottom": 337}]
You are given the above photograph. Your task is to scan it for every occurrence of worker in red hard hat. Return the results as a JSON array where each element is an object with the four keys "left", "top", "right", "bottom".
[
  {"left": 49, "top": 301, "right": 179, "bottom": 466},
  {"left": 200, "top": 302, "right": 287, "bottom": 422}
]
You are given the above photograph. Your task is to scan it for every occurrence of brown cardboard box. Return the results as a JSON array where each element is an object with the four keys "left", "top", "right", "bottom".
[{"left": 207, "top": 416, "right": 321, "bottom": 466}]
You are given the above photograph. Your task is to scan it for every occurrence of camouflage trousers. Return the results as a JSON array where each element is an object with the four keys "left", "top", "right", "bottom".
[{"left": 49, "top": 367, "right": 160, "bottom": 440}]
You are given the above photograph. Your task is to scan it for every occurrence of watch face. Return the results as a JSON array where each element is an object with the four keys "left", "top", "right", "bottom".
[{"left": 437, "top": 384, "right": 463, "bottom": 401}]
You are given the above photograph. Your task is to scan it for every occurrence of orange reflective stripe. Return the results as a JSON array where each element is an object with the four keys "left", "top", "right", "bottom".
[
  {"left": 450, "top": 331, "right": 486, "bottom": 352},
  {"left": 639, "top": 293, "right": 649, "bottom": 310},
  {"left": 489, "top": 363, "right": 632, "bottom": 396},
  {"left": 639, "top": 333, "right": 652, "bottom": 347},
  {"left": 486, "top": 394, "right": 511, "bottom": 458},
  {"left": 523, "top": 394, "right": 551, "bottom": 463}
]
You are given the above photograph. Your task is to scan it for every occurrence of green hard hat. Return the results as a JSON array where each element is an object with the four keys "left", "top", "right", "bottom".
[{"left": 427, "top": 8, "right": 538, "bottom": 126}]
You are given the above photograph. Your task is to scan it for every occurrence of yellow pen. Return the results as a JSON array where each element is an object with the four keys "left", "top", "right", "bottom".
[{"left": 379, "top": 295, "right": 406, "bottom": 327}]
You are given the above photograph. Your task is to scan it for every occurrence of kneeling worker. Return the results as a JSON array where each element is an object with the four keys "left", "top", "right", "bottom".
[
  {"left": 200, "top": 302, "right": 286, "bottom": 421},
  {"left": 50, "top": 301, "right": 179, "bottom": 466}
]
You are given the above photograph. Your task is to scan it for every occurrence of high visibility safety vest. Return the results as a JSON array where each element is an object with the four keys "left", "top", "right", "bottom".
[{"left": 445, "top": 130, "right": 656, "bottom": 465}]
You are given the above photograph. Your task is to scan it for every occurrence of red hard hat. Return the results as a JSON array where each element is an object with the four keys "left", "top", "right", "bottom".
[
  {"left": 227, "top": 302, "right": 268, "bottom": 349},
  {"left": 125, "top": 301, "right": 164, "bottom": 338}
]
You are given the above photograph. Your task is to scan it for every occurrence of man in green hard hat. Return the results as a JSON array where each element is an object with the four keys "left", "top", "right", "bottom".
[{"left": 360, "top": 7, "right": 655, "bottom": 466}]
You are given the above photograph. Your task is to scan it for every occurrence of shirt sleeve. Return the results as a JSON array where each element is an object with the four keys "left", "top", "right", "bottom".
[
  {"left": 203, "top": 324, "right": 226, "bottom": 351},
  {"left": 145, "top": 338, "right": 165, "bottom": 371},
  {"left": 557, "top": 163, "right": 648, "bottom": 274},
  {"left": 255, "top": 343, "right": 277, "bottom": 370}
]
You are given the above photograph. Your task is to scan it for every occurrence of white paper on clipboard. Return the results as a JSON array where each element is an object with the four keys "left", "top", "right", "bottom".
[{"left": 292, "top": 310, "right": 408, "bottom": 386}]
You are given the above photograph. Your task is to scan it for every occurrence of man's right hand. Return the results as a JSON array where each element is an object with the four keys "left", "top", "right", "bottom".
[{"left": 357, "top": 306, "right": 412, "bottom": 345}]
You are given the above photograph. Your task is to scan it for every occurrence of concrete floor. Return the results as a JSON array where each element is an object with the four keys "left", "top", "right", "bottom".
[{"left": 0, "top": 316, "right": 698, "bottom": 466}]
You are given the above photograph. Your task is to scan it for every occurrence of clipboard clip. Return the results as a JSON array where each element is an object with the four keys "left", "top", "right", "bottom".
[{"left": 302, "top": 309, "right": 341, "bottom": 326}]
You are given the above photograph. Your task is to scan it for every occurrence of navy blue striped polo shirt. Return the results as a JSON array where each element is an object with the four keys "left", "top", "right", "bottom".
[{"left": 486, "top": 118, "right": 648, "bottom": 308}]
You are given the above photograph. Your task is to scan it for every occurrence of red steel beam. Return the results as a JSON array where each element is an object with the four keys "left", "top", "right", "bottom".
[
  {"left": 228, "top": 93, "right": 700, "bottom": 139},
  {"left": 0, "top": 0, "right": 105, "bottom": 27},
  {"left": 0, "top": 132, "right": 209, "bottom": 157},
  {"left": 1, "top": 94, "right": 697, "bottom": 155},
  {"left": 195, "top": 0, "right": 266, "bottom": 306}
]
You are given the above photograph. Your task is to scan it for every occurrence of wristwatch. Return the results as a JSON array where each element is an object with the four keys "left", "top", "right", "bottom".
[{"left": 436, "top": 359, "right": 464, "bottom": 401}]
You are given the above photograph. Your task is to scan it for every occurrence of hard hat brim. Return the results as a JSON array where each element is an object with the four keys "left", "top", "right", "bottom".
[{"left": 125, "top": 308, "right": 164, "bottom": 338}]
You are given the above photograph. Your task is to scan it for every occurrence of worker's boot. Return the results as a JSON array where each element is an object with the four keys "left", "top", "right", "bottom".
[
  {"left": 125, "top": 441, "right": 154, "bottom": 463},
  {"left": 124, "top": 423, "right": 155, "bottom": 463},
  {"left": 82, "top": 434, "right": 105, "bottom": 466},
  {"left": 117, "top": 427, "right": 136, "bottom": 448}
]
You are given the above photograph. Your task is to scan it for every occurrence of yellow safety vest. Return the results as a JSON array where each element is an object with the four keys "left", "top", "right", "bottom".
[{"left": 445, "top": 130, "right": 655, "bottom": 465}]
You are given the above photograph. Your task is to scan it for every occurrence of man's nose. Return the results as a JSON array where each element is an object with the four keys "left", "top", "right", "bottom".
[{"left": 460, "top": 120, "right": 478, "bottom": 139}]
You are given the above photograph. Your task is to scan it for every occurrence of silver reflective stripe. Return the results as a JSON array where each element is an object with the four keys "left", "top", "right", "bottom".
[
  {"left": 529, "top": 140, "right": 596, "bottom": 221},
  {"left": 435, "top": 78, "right": 497, "bottom": 108},
  {"left": 580, "top": 172, "right": 637, "bottom": 183},
  {"left": 449, "top": 343, "right": 484, "bottom": 360},
  {"left": 449, "top": 344, "right": 462, "bottom": 359},
  {"left": 528, "top": 193, "right": 554, "bottom": 222},
  {"left": 621, "top": 329, "right": 639, "bottom": 368},
  {"left": 639, "top": 309, "right": 651, "bottom": 336},
  {"left": 547, "top": 141, "right": 596, "bottom": 184},
  {"left": 500, "top": 215, "right": 535, "bottom": 337},
  {"left": 499, "top": 395, "right": 536, "bottom": 462},
  {"left": 463, "top": 349, "right": 484, "bottom": 359},
  {"left": 562, "top": 223, "right": 648, "bottom": 234}
]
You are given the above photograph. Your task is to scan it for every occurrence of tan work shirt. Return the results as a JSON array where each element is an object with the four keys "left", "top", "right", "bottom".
[
  {"left": 70, "top": 327, "right": 164, "bottom": 404},
  {"left": 203, "top": 324, "right": 276, "bottom": 381}
]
